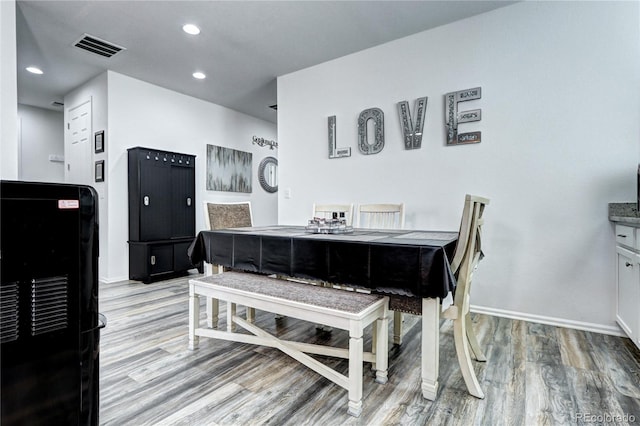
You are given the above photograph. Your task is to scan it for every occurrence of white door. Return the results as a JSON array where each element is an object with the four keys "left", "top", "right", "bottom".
[{"left": 65, "top": 99, "right": 92, "bottom": 184}]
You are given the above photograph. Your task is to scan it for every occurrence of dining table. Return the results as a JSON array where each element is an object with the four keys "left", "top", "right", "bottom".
[{"left": 188, "top": 225, "right": 459, "bottom": 400}]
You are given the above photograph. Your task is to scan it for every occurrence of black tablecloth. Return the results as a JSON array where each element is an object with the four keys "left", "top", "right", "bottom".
[{"left": 188, "top": 226, "right": 458, "bottom": 299}]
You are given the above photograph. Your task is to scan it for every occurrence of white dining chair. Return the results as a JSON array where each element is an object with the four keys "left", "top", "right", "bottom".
[
  {"left": 442, "top": 194, "right": 489, "bottom": 398},
  {"left": 293, "top": 203, "right": 356, "bottom": 330},
  {"left": 203, "top": 201, "right": 253, "bottom": 231},
  {"left": 202, "top": 201, "right": 254, "bottom": 328},
  {"left": 312, "top": 203, "right": 355, "bottom": 226},
  {"left": 356, "top": 203, "right": 406, "bottom": 344},
  {"left": 356, "top": 203, "right": 405, "bottom": 229},
  {"left": 387, "top": 194, "right": 489, "bottom": 399}
]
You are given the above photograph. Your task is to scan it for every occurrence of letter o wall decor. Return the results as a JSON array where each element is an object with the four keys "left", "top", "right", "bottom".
[{"left": 357, "top": 108, "right": 385, "bottom": 155}]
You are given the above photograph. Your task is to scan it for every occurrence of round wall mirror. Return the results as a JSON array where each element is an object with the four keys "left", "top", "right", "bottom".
[{"left": 258, "top": 156, "right": 278, "bottom": 193}]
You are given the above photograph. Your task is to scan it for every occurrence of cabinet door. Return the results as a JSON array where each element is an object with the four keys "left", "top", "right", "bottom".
[
  {"left": 173, "top": 241, "right": 194, "bottom": 272},
  {"left": 616, "top": 246, "right": 639, "bottom": 345},
  {"left": 149, "top": 244, "right": 173, "bottom": 276},
  {"left": 140, "top": 160, "right": 172, "bottom": 241},
  {"left": 171, "top": 164, "right": 195, "bottom": 238}
]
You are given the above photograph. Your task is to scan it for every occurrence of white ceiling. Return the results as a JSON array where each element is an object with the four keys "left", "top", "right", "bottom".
[{"left": 16, "top": 0, "right": 516, "bottom": 123}]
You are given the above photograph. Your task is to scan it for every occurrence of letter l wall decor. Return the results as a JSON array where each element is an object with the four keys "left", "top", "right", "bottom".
[{"left": 328, "top": 115, "right": 351, "bottom": 158}]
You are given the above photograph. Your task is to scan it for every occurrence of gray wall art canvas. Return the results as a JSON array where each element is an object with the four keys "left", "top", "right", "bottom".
[{"left": 206, "top": 144, "right": 252, "bottom": 193}]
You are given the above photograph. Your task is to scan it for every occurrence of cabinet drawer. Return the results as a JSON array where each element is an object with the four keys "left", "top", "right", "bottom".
[{"left": 615, "top": 224, "right": 636, "bottom": 249}]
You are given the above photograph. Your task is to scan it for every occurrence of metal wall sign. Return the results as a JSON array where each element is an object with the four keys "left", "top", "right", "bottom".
[
  {"left": 328, "top": 115, "right": 351, "bottom": 158},
  {"left": 445, "top": 87, "right": 482, "bottom": 146},
  {"left": 327, "top": 87, "right": 482, "bottom": 158},
  {"left": 397, "top": 96, "right": 428, "bottom": 150},
  {"left": 357, "top": 108, "right": 385, "bottom": 155},
  {"left": 252, "top": 136, "right": 278, "bottom": 149}
]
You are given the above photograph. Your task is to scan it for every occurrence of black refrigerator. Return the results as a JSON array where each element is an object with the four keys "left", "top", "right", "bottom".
[{"left": 1, "top": 180, "right": 104, "bottom": 425}]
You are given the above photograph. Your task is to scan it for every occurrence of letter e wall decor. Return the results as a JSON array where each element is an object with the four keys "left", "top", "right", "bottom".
[{"left": 445, "top": 87, "right": 482, "bottom": 146}]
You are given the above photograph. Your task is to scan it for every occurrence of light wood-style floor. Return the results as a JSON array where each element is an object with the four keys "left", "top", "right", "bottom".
[{"left": 99, "top": 272, "right": 640, "bottom": 425}]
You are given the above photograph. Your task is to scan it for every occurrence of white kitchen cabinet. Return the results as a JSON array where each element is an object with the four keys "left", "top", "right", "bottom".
[{"left": 614, "top": 224, "right": 640, "bottom": 349}]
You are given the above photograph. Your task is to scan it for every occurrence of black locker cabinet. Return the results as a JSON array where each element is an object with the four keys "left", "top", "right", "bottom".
[{"left": 128, "top": 147, "right": 196, "bottom": 283}]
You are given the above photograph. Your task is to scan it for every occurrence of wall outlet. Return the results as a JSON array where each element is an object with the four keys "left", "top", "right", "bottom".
[{"left": 284, "top": 188, "right": 292, "bottom": 199}]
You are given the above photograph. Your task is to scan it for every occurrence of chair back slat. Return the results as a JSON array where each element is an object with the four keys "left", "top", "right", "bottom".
[
  {"left": 312, "top": 203, "right": 355, "bottom": 226},
  {"left": 356, "top": 203, "right": 405, "bottom": 229}
]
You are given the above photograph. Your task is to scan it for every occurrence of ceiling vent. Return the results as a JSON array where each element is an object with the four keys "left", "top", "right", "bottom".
[{"left": 73, "top": 34, "right": 126, "bottom": 58}]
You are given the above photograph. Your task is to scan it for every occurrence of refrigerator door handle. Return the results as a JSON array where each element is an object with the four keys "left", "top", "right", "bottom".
[{"left": 98, "top": 313, "right": 107, "bottom": 330}]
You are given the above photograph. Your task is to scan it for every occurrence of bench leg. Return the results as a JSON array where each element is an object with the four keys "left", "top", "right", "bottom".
[
  {"left": 204, "top": 263, "right": 221, "bottom": 328},
  {"left": 371, "top": 324, "right": 377, "bottom": 371},
  {"left": 393, "top": 311, "right": 403, "bottom": 345},
  {"left": 246, "top": 307, "right": 255, "bottom": 323},
  {"left": 375, "top": 311, "right": 389, "bottom": 384},
  {"left": 347, "top": 334, "right": 363, "bottom": 417},
  {"left": 206, "top": 298, "right": 219, "bottom": 328},
  {"left": 421, "top": 297, "right": 439, "bottom": 400},
  {"left": 188, "top": 289, "right": 199, "bottom": 350},
  {"left": 227, "top": 302, "right": 237, "bottom": 332}
]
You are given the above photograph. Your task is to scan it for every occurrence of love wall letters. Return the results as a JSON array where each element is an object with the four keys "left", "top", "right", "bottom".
[{"left": 327, "top": 87, "right": 481, "bottom": 159}]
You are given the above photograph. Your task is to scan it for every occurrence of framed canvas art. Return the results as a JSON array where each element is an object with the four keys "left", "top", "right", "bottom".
[
  {"left": 95, "top": 160, "right": 104, "bottom": 182},
  {"left": 94, "top": 130, "right": 104, "bottom": 153},
  {"left": 206, "top": 144, "right": 252, "bottom": 193}
]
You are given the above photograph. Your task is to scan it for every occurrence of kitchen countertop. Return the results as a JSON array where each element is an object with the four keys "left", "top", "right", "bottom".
[{"left": 609, "top": 202, "right": 640, "bottom": 225}]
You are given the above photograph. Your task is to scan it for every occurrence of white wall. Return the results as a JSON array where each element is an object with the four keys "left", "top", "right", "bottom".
[
  {"left": 64, "top": 72, "right": 109, "bottom": 281},
  {"left": 1, "top": 0, "right": 18, "bottom": 180},
  {"left": 106, "top": 71, "right": 277, "bottom": 282},
  {"left": 277, "top": 1, "right": 640, "bottom": 333},
  {"left": 18, "top": 104, "right": 64, "bottom": 182}
]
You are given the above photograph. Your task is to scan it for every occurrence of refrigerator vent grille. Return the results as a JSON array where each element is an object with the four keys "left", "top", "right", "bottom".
[
  {"left": 0, "top": 283, "right": 19, "bottom": 343},
  {"left": 31, "top": 277, "right": 68, "bottom": 336}
]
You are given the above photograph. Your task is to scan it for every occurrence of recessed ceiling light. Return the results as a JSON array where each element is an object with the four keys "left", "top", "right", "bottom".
[
  {"left": 193, "top": 72, "right": 206, "bottom": 80},
  {"left": 183, "top": 24, "right": 200, "bottom": 35},
  {"left": 26, "top": 66, "right": 43, "bottom": 75}
]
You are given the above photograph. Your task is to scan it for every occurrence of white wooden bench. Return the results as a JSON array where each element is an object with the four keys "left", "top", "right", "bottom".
[{"left": 188, "top": 272, "right": 389, "bottom": 417}]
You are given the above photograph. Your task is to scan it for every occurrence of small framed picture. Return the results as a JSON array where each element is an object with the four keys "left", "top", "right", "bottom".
[
  {"left": 95, "top": 160, "right": 105, "bottom": 182},
  {"left": 94, "top": 130, "right": 104, "bottom": 153}
]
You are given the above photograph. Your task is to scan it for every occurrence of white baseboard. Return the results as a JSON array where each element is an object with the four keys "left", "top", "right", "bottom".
[
  {"left": 100, "top": 275, "right": 129, "bottom": 284},
  {"left": 90, "top": 277, "right": 627, "bottom": 338},
  {"left": 470, "top": 304, "right": 625, "bottom": 337},
  {"left": 99, "top": 269, "right": 199, "bottom": 285}
]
